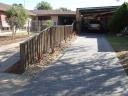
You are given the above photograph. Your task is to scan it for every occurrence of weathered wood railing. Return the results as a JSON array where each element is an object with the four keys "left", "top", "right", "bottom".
[{"left": 20, "top": 25, "right": 74, "bottom": 72}]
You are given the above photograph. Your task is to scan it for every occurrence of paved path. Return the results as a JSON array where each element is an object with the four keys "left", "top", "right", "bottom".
[
  {"left": 13, "top": 34, "right": 128, "bottom": 96},
  {"left": 0, "top": 42, "right": 21, "bottom": 72},
  {"left": 0, "top": 34, "right": 35, "bottom": 72},
  {"left": 0, "top": 73, "right": 28, "bottom": 96}
]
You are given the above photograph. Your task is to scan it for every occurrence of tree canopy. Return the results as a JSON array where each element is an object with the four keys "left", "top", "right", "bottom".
[
  {"left": 6, "top": 4, "right": 28, "bottom": 28},
  {"left": 5, "top": 4, "right": 28, "bottom": 39},
  {"left": 36, "top": 1, "right": 52, "bottom": 10},
  {"left": 108, "top": 2, "right": 128, "bottom": 34}
]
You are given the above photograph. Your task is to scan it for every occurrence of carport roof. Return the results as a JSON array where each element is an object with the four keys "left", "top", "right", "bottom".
[{"left": 78, "top": 6, "right": 120, "bottom": 14}]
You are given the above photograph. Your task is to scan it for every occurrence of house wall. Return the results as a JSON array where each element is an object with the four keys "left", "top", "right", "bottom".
[
  {"left": 58, "top": 15, "right": 75, "bottom": 25},
  {"left": 36, "top": 15, "right": 75, "bottom": 26},
  {"left": 96, "top": 13, "right": 113, "bottom": 32},
  {"left": 37, "top": 16, "right": 51, "bottom": 20},
  {"left": 0, "top": 11, "right": 4, "bottom": 32},
  {"left": 0, "top": 11, "right": 11, "bottom": 32},
  {"left": 0, "top": 11, "right": 2, "bottom": 32},
  {"left": 51, "top": 16, "right": 58, "bottom": 25},
  {"left": 36, "top": 15, "right": 58, "bottom": 25},
  {"left": 76, "top": 9, "right": 82, "bottom": 34}
]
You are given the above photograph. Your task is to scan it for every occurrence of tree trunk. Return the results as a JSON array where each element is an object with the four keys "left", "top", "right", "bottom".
[
  {"left": 12, "top": 26, "right": 16, "bottom": 40},
  {"left": 27, "top": 21, "right": 30, "bottom": 35}
]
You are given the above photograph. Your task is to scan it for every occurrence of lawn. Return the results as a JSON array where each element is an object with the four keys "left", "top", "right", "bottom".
[
  {"left": 107, "top": 35, "right": 128, "bottom": 52},
  {"left": 0, "top": 31, "right": 33, "bottom": 36},
  {"left": 107, "top": 35, "right": 128, "bottom": 72}
]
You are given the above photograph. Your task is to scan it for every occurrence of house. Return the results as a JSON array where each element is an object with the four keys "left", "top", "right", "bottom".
[
  {"left": 0, "top": 3, "right": 11, "bottom": 32},
  {"left": 76, "top": 6, "right": 120, "bottom": 34},
  {"left": 31, "top": 10, "right": 76, "bottom": 25},
  {"left": 0, "top": 3, "right": 35, "bottom": 32},
  {"left": 0, "top": 3, "right": 76, "bottom": 32},
  {"left": 30, "top": 10, "right": 76, "bottom": 32}
]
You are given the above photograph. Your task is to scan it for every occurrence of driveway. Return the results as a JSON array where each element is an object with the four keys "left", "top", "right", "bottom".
[{"left": 13, "top": 34, "right": 128, "bottom": 96}]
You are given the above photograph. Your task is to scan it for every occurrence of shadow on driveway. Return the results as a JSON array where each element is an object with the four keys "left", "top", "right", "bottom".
[{"left": 13, "top": 34, "right": 128, "bottom": 96}]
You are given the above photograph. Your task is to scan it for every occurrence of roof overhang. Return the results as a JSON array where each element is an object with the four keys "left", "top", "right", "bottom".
[
  {"left": 31, "top": 10, "right": 76, "bottom": 16},
  {"left": 77, "top": 6, "right": 120, "bottom": 14},
  {"left": 36, "top": 14, "right": 76, "bottom": 16}
]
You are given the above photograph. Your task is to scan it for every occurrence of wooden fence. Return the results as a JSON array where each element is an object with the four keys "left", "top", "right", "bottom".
[{"left": 20, "top": 25, "right": 74, "bottom": 72}]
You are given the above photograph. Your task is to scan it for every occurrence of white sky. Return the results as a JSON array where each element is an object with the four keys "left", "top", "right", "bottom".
[{"left": 0, "top": 0, "right": 126, "bottom": 10}]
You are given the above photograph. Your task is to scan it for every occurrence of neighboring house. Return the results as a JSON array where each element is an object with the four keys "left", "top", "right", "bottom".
[
  {"left": 0, "top": 3, "right": 76, "bottom": 32},
  {"left": 31, "top": 10, "right": 76, "bottom": 25},
  {"left": 30, "top": 10, "right": 76, "bottom": 32},
  {"left": 0, "top": 3, "right": 11, "bottom": 32},
  {"left": 0, "top": 3, "right": 35, "bottom": 32}
]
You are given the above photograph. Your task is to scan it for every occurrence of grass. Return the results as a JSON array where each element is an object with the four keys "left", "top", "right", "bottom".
[
  {"left": 15, "top": 32, "right": 32, "bottom": 36},
  {"left": 0, "top": 31, "right": 35, "bottom": 46},
  {"left": 107, "top": 35, "right": 128, "bottom": 52},
  {"left": 0, "top": 31, "right": 34, "bottom": 37},
  {"left": 107, "top": 35, "right": 128, "bottom": 72}
]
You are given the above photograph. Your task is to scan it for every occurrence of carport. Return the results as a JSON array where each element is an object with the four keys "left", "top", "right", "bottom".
[{"left": 76, "top": 6, "right": 119, "bottom": 34}]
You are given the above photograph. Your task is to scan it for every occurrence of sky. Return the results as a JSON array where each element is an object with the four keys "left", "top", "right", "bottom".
[{"left": 0, "top": 0, "right": 127, "bottom": 10}]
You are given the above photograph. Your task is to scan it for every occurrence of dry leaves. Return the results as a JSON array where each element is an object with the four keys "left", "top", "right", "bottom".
[{"left": 23, "top": 36, "right": 77, "bottom": 78}]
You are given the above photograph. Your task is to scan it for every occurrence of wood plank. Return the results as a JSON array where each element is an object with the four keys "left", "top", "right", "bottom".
[{"left": 19, "top": 25, "right": 73, "bottom": 71}]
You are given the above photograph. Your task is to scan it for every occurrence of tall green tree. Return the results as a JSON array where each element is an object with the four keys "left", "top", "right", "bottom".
[
  {"left": 108, "top": 2, "right": 128, "bottom": 34},
  {"left": 36, "top": 1, "right": 52, "bottom": 10},
  {"left": 5, "top": 4, "right": 28, "bottom": 39}
]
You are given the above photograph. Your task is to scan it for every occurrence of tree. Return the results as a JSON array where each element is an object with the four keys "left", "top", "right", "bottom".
[
  {"left": 5, "top": 4, "right": 28, "bottom": 39},
  {"left": 58, "top": 7, "right": 71, "bottom": 11},
  {"left": 36, "top": 1, "right": 52, "bottom": 10},
  {"left": 108, "top": 2, "right": 128, "bottom": 34}
]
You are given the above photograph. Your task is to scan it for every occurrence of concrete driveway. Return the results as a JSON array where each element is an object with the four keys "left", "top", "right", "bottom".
[{"left": 13, "top": 34, "right": 128, "bottom": 96}]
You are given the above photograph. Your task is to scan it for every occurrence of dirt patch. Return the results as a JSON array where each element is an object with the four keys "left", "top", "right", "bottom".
[
  {"left": 116, "top": 51, "right": 128, "bottom": 74},
  {"left": 0, "top": 36, "right": 29, "bottom": 47}
]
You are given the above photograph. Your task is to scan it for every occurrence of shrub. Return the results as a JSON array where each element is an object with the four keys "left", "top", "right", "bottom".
[
  {"left": 46, "top": 20, "right": 54, "bottom": 27},
  {"left": 108, "top": 2, "right": 128, "bottom": 34},
  {"left": 41, "top": 20, "right": 53, "bottom": 30}
]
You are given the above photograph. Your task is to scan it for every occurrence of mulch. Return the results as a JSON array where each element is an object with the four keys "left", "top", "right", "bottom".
[{"left": 22, "top": 35, "right": 77, "bottom": 78}]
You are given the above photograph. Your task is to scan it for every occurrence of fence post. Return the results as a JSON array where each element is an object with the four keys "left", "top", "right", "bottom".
[
  {"left": 19, "top": 25, "right": 73, "bottom": 73},
  {"left": 20, "top": 43, "right": 26, "bottom": 72},
  {"left": 38, "top": 21, "right": 41, "bottom": 32}
]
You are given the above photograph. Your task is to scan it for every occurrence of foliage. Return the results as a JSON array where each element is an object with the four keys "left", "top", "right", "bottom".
[
  {"left": 6, "top": 4, "right": 28, "bottom": 29},
  {"left": 5, "top": 4, "right": 28, "bottom": 39},
  {"left": 108, "top": 2, "right": 128, "bottom": 34},
  {"left": 36, "top": 1, "right": 52, "bottom": 10},
  {"left": 107, "top": 35, "right": 128, "bottom": 51},
  {"left": 45, "top": 20, "right": 54, "bottom": 27},
  {"left": 41, "top": 20, "right": 53, "bottom": 30},
  {"left": 58, "top": 7, "right": 71, "bottom": 11}
]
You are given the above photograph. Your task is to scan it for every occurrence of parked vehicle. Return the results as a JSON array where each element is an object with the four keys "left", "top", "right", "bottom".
[{"left": 87, "top": 19, "right": 101, "bottom": 31}]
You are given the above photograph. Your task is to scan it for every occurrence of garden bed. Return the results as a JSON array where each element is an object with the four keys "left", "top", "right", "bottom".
[
  {"left": 22, "top": 35, "right": 77, "bottom": 78},
  {"left": 0, "top": 36, "right": 29, "bottom": 47},
  {"left": 0, "top": 31, "right": 34, "bottom": 47}
]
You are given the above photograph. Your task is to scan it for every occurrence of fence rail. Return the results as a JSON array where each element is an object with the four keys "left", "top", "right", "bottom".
[{"left": 20, "top": 25, "right": 74, "bottom": 72}]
